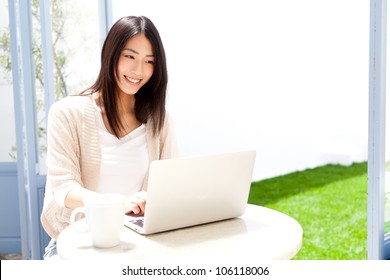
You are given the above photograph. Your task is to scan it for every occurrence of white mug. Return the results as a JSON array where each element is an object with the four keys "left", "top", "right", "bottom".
[{"left": 70, "top": 193, "right": 125, "bottom": 248}]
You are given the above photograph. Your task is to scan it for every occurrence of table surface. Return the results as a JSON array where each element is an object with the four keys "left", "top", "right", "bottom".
[{"left": 57, "top": 204, "right": 303, "bottom": 260}]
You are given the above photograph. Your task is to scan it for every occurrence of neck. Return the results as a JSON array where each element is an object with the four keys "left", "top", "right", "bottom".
[
  {"left": 117, "top": 91, "right": 136, "bottom": 116},
  {"left": 93, "top": 91, "right": 140, "bottom": 137}
]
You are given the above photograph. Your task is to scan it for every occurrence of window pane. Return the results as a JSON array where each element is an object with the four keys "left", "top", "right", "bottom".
[
  {"left": 50, "top": 0, "right": 100, "bottom": 99},
  {"left": 386, "top": 94, "right": 390, "bottom": 237},
  {"left": 36, "top": 0, "right": 101, "bottom": 174},
  {"left": 0, "top": 0, "right": 16, "bottom": 162},
  {"left": 386, "top": 1, "right": 390, "bottom": 241}
]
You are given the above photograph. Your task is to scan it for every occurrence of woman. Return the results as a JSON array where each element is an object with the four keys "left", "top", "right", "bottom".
[{"left": 41, "top": 15, "right": 179, "bottom": 259}]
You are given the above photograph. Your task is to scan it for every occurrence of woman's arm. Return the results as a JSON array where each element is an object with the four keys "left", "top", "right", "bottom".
[
  {"left": 64, "top": 187, "right": 98, "bottom": 209},
  {"left": 45, "top": 98, "right": 87, "bottom": 208}
]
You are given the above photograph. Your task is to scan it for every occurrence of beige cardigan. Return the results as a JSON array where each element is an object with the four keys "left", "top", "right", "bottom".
[{"left": 40, "top": 95, "right": 178, "bottom": 239}]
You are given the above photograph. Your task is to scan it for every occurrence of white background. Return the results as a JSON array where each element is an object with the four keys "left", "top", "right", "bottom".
[{"left": 113, "top": 0, "right": 369, "bottom": 181}]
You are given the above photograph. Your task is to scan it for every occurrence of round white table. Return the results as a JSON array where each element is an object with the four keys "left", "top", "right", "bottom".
[{"left": 56, "top": 204, "right": 303, "bottom": 260}]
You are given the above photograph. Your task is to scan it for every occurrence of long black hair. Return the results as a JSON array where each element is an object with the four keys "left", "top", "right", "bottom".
[{"left": 85, "top": 15, "right": 168, "bottom": 137}]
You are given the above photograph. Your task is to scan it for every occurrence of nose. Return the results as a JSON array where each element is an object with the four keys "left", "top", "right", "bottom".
[{"left": 131, "top": 60, "right": 143, "bottom": 76}]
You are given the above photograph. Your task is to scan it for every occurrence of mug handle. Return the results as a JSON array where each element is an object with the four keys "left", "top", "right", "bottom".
[{"left": 70, "top": 207, "right": 88, "bottom": 232}]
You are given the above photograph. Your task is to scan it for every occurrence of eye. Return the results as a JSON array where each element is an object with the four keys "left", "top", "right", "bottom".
[
  {"left": 146, "top": 60, "right": 155, "bottom": 65},
  {"left": 124, "top": 55, "right": 135, "bottom": 60}
]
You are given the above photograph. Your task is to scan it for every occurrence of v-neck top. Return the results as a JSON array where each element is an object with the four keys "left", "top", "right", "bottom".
[{"left": 92, "top": 98, "right": 149, "bottom": 195}]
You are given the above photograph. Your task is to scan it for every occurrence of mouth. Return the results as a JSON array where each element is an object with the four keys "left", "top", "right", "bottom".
[{"left": 124, "top": 75, "right": 141, "bottom": 85}]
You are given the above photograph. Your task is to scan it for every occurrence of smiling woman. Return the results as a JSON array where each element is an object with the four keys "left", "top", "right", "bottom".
[
  {"left": 97, "top": 34, "right": 156, "bottom": 138},
  {"left": 40, "top": 15, "right": 179, "bottom": 259},
  {"left": 86, "top": 16, "right": 168, "bottom": 138}
]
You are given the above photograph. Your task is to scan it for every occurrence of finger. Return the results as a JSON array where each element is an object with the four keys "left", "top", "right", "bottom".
[
  {"left": 133, "top": 196, "right": 146, "bottom": 210},
  {"left": 130, "top": 198, "right": 145, "bottom": 214},
  {"left": 137, "top": 199, "right": 146, "bottom": 214},
  {"left": 132, "top": 205, "right": 141, "bottom": 215},
  {"left": 125, "top": 202, "right": 141, "bottom": 215}
]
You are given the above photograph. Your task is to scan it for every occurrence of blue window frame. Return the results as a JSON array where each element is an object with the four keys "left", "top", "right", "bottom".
[
  {"left": 7, "top": 0, "right": 112, "bottom": 259},
  {"left": 368, "top": 0, "right": 390, "bottom": 260}
]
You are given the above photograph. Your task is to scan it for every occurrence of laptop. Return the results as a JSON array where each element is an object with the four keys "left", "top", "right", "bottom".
[{"left": 124, "top": 150, "right": 256, "bottom": 235}]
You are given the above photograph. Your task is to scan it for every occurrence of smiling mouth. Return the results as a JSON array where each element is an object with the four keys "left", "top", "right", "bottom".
[{"left": 124, "top": 75, "right": 141, "bottom": 84}]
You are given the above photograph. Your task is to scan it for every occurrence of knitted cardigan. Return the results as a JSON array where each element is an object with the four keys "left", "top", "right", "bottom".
[{"left": 40, "top": 95, "right": 179, "bottom": 239}]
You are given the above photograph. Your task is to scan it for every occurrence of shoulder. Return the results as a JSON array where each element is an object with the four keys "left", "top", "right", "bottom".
[
  {"left": 48, "top": 95, "right": 94, "bottom": 119},
  {"left": 50, "top": 94, "right": 93, "bottom": 111}
]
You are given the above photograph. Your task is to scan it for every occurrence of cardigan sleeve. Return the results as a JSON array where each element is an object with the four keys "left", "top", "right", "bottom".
[
  {"left": 41, "top": 97, "right": 87, "bottom": 238},
  {"left": 141, "top": 110, "right": 180, "bottom": 191},
  {"left": 45, "top": 98, "right": 84, "bottom": 195}
]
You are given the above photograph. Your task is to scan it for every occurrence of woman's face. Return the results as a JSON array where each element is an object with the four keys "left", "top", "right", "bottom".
[{"left": 115, "top": 34, "right": 155, "bottom": 96}]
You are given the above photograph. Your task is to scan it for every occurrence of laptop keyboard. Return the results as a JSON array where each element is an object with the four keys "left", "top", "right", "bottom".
[{"left": 129, "top": 217, "right": 144, "bottom": 228}]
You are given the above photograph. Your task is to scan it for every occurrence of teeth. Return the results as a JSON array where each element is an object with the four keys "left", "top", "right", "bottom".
[{"left": 125, "top": 76, "right": 141, "bottom": 83}]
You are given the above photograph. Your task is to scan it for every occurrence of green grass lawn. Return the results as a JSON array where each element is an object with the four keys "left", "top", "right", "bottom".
[{"left": 248, "top": 162, "right": 367, "bottom": 260}]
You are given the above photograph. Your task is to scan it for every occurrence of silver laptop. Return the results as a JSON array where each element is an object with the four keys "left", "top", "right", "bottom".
[{"left": 124, "top": 150, "right": 256, "bottom": 235}]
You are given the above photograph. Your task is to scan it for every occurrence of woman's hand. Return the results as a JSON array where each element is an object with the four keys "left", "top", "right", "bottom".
[{"left": 125, "top": 191, "right": 147, "bottom": 215}]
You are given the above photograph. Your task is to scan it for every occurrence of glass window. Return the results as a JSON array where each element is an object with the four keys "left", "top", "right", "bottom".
[
  {"left": 34, "top": 0, "right": 101, "bottom": 174},
  {"left": 385, "top": 1, "right": 390, "bottom": 244},
  {"left": 0, "top": 0, "right": 16, "bottom": 162},
  {"left": 49, "top": 0, "right": 101, "bottom": 98},
  {"left": 369, "top": 0, "right": 389, "bottom": 259}
]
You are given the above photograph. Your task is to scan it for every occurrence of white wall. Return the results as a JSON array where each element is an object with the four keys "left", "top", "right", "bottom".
[
  {"left": 116, "top": 0, "right": 368, "bottom": 181},
  {"left": 0, "top": 1, "right": 370, "bottom": 179}
]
